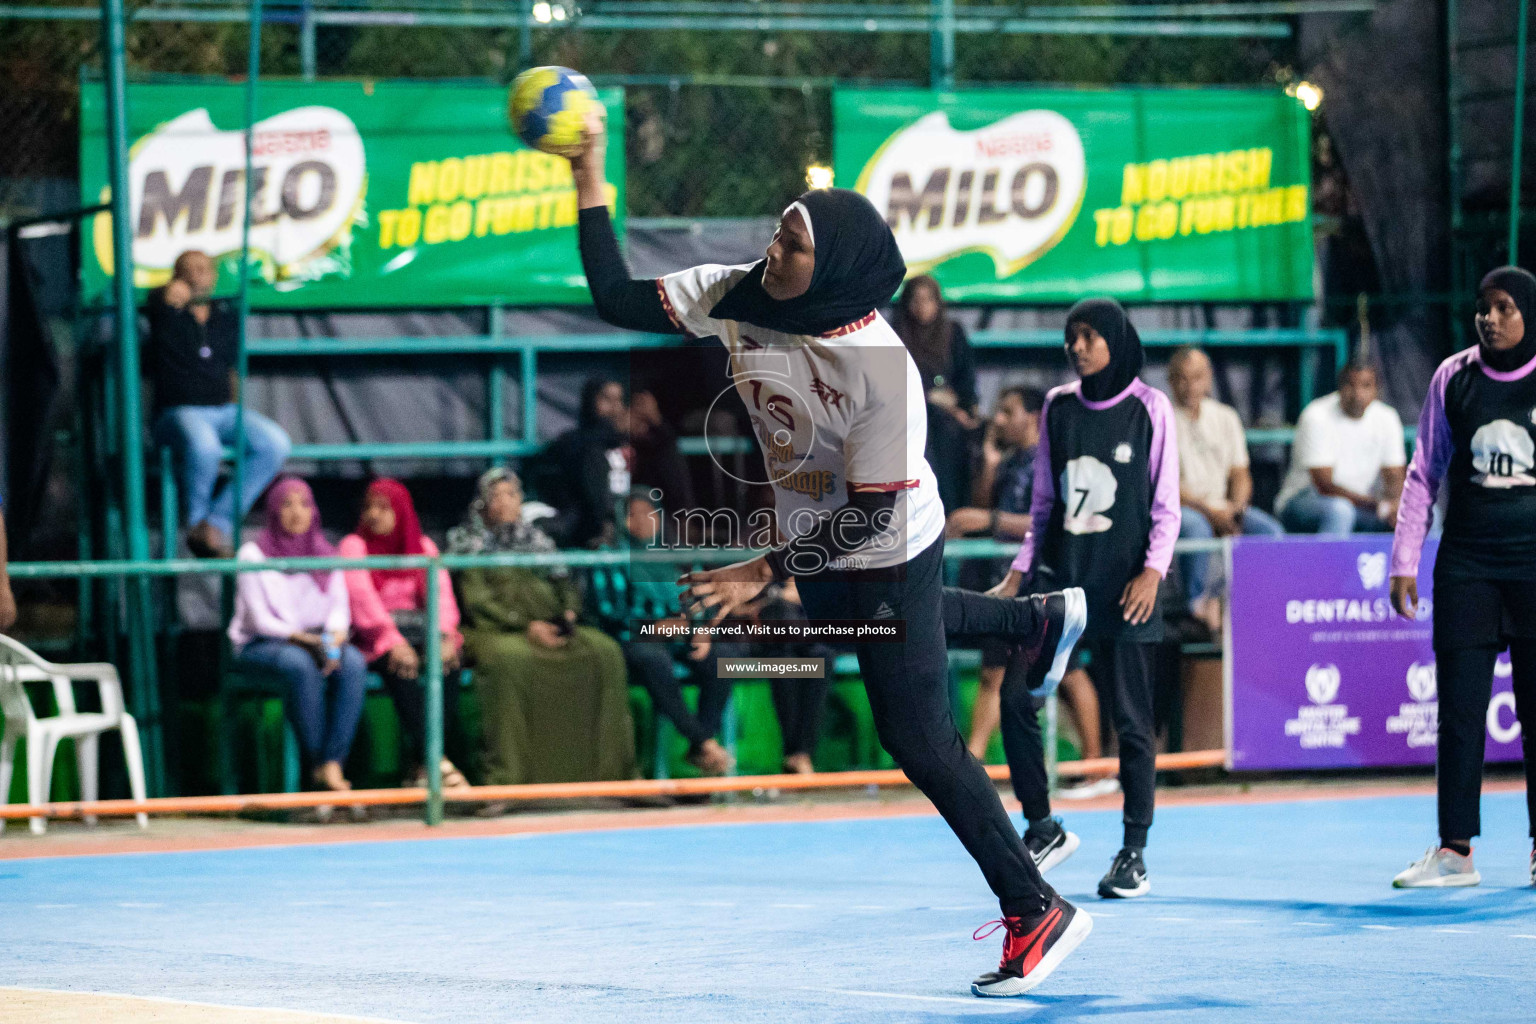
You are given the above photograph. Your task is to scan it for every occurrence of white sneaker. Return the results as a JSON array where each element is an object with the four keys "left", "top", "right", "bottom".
[
  {"left": 1057, "top": 777, "right": 1120, "bottom": 801},
  {"left": 1392, "top": 846, "right": 1481, "bottom": 888}
]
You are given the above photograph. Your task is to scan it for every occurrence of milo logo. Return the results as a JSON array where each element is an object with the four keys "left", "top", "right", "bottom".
[
  {"left": 93, "top": 106, "right": 367, "bottom": 290},
  {"left": 856, "top": 109, "right": 1086, "bottom": 276}
]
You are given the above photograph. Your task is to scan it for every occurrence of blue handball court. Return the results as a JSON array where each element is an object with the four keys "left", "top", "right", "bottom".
[{"left": 3, "top": 786, "right": 1534, "bottom": 1023}]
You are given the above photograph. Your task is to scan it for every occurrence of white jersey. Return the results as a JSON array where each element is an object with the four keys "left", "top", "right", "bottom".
[{"left": 659, "top": 263, "right": 944, "bottom": 570}]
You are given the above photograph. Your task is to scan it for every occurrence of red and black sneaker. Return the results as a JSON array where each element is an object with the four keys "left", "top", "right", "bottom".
[{"left": 970, "top": 895, "right": 1093, "bottom": 997}]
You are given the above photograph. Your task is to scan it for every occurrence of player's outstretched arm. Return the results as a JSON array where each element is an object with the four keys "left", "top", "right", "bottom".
[
  {"left": 678, "top": 489, "right": 898, "bottom": 621},
  {"left": 568, "top": 109, "right": 681, "bottom": 335}
]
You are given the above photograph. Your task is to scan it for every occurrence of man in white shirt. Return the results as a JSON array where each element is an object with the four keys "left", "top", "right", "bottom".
[
  {"left": 1168, "top": 347, "right": 1283, "bottom": 629},
  {"left": 1276, "top": 360, "right": 1407, "bottom": 535}
]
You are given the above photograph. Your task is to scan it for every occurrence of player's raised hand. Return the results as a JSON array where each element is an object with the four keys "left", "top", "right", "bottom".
[
  {"left": 679, "top": 556, "right": 774, "bottom": 624},
  {"left": 1390, "top": 575, "right": 1419, "bottom": 620},
  {"left": 568, "top": 106, "right": 607, "bottom": 179}
]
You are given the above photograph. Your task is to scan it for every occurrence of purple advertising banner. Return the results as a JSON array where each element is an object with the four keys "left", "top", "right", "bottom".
[{"left": 1228, "top": 537, "right": 1523, "bottom": 771}]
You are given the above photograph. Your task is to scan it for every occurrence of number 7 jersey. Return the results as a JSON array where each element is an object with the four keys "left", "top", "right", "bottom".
[
  {"left": 1011, "top": 378, "right": 1181, "bottom": 639},
  {"left": 658, "top": 262, "right": 944, "bottom": 570}
]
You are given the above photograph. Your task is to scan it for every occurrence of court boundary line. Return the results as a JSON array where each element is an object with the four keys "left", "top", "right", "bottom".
[
  {"left": 0, "top": 778, "right": 1520, "bottom": 862},
  {"left": 0, "top": 986, "right": 420, "bottom": 1024}
]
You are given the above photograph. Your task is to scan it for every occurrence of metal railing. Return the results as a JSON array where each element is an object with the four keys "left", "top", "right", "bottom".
[
  {"left": 7, "top": 536, "right": 1231, "bottom": 824},
  {"left": 0, "top": 0, "right": 1355, "bottom": 87}
]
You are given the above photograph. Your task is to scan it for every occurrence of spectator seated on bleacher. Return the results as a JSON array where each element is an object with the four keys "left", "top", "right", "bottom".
[
  {"left": 1276, "top": 359, "right": 1407, "bottom": 536},
  {"left": 146, "top": 250, "right": 291, "bottom": 559},
  {"left": 944, "top": 385, "right": 1042, "bottom": 546},
  {"left": 339, "top": 479, "right": 469, "bottom": 789},
  {"left": 448, "top": 468, "right": 635, "bottom": 785},
  {"left": 539, "top": 377, "right": 632, "bottom": 549},
  {"left": 228, "top": 477, "right": 365, "bottom": 795},
  {"left": 892, "top": 275, "right": 980, "bottom": 514},
  {"left": 629, "top": 389, "right": 697, "bottom": 515},
  {"left": 612, "top": 489, "right": 740, "bottom": 776},
  {"left": 1168, "top": 346, "right": 1284, "bottom": 634},
  {"left": 743, "top": 578, "right": 832, "bottom": 775}
]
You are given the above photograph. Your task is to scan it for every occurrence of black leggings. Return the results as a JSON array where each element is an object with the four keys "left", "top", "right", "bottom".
[
  {"left": 1432, "top": 575, "right": 1536, "bottom": 842},
  {"left": 622, "top": 640, "right": 737, "bottom": 748},
  {"left": 772, "top": 648, "right": 831, "bottom": 759},
  {"left": 797, "top": 536, "right": 1053, "bottom": 917},
  {"left": 372, "top": 656, "right": 464, "bottom": 774},
  {"left": 1435, "top": 640, "right": 1536, "bottom": 842}
]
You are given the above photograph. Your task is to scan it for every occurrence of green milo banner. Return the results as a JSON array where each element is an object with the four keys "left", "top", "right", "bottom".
[
  {"left": 835, "top": 89, "right": 1312, "bottom": 303},
  {"left": 80, "top": 81, "right": 624, "bottom": 308}
]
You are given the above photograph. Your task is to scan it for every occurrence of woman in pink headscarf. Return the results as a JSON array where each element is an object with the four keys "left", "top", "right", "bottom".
[
  {"left": 229, "top": 476, "right": 367, "bottom": 794},
  {"left": 339, "top": 478, "right": 468, "bottom": 788}
]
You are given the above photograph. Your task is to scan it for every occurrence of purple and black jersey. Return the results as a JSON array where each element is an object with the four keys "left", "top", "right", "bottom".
[
  {"left": 1393, "top": 347, "right": 1536, "bottom": 581},
  {"left": 1012, "top": 378, "right": 1180, "bottom": 640}
]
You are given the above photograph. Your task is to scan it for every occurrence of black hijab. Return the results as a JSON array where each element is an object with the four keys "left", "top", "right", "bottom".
[
  {"left": 709, "top": 188, "right": 907, "bottom": 336},
  {"left": 893, "top": 275, "right": 955, "bottom": 383},
  {"left": 577, "top": 379, "right": 623, "bottom": 429},
  {"left": 1066, "top": 297, "right": 1144, "bottom": 403},
  {"left": 1477, "top": 266, "right": 1536, "bottom": 373}
]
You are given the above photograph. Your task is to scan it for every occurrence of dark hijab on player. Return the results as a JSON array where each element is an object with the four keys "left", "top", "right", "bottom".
[
  {"left": 1066, "top": 297, "right": 1144, "bottom": 403},
  {"left": 1477, "top": 265, "right": 1536, "bottom": 373},
  {"left": 709, "top": 188, "right": 907, "bottom": 336}
]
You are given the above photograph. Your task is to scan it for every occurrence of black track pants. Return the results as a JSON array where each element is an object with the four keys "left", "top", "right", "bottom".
[
  {"left": 940, "top": 586, "right": 1047, "bottom": 648},
  {"left": 1434, "top": 639, "right": 1536, "bottom": 841},
  {"left": 993, "top": 638, "right": 1157, "bottom": 849},
  {"left": 797, "top": 537, "right": 1054, "bottom": 917}
]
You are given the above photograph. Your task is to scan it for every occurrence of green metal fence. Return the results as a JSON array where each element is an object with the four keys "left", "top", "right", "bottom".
[{"left": 6, "top": 535, "right": 1230, "bottom": 822}]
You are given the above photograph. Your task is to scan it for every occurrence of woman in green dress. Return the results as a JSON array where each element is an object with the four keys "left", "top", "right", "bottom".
[{"left": 449, "top": 468, "right": 635, "bottom": 784}]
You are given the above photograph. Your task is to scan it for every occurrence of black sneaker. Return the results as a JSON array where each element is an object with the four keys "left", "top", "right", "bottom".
[
  {"left": 971, "top": 894, "right": 1093, "bottom": 997},
  {"left": 1023, "top": 817, "right": 1081, "bottom": 873},
  {"left": 1098, "top": 847, "right": 1150, "bottom": 899},
  {"left": 1023, "top": 588, "right": 1088, "bottom": 697}
]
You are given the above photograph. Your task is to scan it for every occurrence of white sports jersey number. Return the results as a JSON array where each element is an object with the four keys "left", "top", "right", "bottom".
[
  {"left": 1061, "top": 455, "right": 1117, "bottom": 534},
  {"left": 1470, "top": 419, "right": 1536, "bottom": 488}
]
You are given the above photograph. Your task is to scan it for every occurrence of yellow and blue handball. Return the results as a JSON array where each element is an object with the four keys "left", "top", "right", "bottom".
[{"left": 508, "top": 66, "right": 599, "bottom": 157}]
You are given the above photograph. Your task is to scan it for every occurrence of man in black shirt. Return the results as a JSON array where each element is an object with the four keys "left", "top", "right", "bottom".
[{"left": 147, "top": 251, "right": 291, "bottom": 557}]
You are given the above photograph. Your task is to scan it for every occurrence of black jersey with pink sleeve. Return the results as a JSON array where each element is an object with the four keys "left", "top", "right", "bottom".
[
  {"left": 1010, "top": 378, "right": 1180, "bottom": 640},
  {"left": 1392, "top": 346, "right": 1536, "bottom": 581}
]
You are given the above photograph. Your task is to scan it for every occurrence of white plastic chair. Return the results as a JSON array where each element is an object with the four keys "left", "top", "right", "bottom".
[{"left": 0, "top": 634, "right": 148, "bottom": 834}]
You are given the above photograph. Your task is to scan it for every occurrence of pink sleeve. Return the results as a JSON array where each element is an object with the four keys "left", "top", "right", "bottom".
[
  {"left": 1010, "top": 390, "right": 1060, "bottom": 575},
  {"left": 1391, "top": 357, "right": 1457, "bottom": 578},
  {"left": 1138, "top": 383, "right": 1181, "bottom": 578},
  {"left": 339, "top": 534, "right": 405, "bottom": 663},
  {"left": 421, "top": 538, "right": 463, "bottom": 645}
]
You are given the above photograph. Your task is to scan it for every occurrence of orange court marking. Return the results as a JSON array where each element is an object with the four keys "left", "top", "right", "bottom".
[
  {"left": 2, "top": 775, "right": 1516, "bottom": 862},
  {"left": 0, "top": 750, "right": 1225, "bottom": 823}
]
